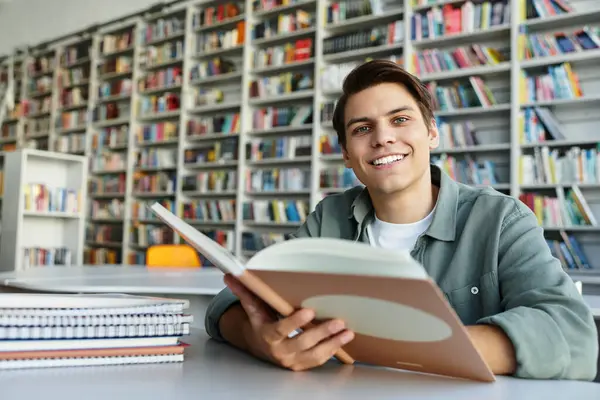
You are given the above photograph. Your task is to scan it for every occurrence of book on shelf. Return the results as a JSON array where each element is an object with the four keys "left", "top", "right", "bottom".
[
  {"left": 150, "top": 202, "right": 495, "bottom": 382},
  {"left": 0, "top": 293, "right": 192, "bottom": 370},
  {"left": 546, "top": 232, "right": 592, "bottom": 270}
]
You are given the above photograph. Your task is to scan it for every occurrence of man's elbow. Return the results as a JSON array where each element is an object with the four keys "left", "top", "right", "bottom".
[
  {"left": 563, "top": 309, "right": 599, "bottom": 381},
  {"left": 539, "top": 301, "right": 599, "bottom": 381}
]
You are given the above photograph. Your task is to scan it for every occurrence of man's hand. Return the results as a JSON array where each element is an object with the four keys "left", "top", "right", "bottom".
[{"left": 223, "top": 274, "right": 355, "bottom": 371}]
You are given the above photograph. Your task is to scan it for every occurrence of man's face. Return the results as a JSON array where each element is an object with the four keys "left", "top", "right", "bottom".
[{"left": 342, "top": 82, "right": 440, "bottom": 195}]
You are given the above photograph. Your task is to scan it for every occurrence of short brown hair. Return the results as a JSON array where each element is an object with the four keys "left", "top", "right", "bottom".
[{"left": 331, "top": 60, "right": 434, "bottom": 148}]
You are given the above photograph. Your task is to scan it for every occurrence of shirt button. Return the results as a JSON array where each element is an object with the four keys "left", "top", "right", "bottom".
[{"left": 471, "top": 286, "right": 479, "bottom": 295}]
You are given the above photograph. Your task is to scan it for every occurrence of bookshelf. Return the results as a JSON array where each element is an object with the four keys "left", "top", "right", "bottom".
[
  {"left": 0, "top": 149, "right": 87, "bottom": 271},
  {"left": 0, "top": 0, "right": 597, "bottom": 279}
]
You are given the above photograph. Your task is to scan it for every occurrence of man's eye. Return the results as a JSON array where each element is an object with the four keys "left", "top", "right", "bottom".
[
  {"left": 354, "top": 126, "right": 370, "bottom": 133},
  {"left": 393, "top": 117, "right": 407, "bottom": 124}
]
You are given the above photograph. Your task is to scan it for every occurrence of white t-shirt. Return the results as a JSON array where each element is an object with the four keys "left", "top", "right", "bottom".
[{"left": 366, "top": 206, "right": 436, "bottom": 252}]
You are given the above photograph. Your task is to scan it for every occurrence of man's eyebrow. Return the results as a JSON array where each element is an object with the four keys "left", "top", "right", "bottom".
[{"left": 345, "top": 106, "right": 416, "bottom": 128}]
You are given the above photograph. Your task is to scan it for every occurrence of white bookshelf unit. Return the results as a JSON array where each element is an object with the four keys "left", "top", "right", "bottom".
[
  {"left": 0, "top": 149, "right": 87, "bottom": 271},
  {"left": 0, "top": 0, "right": 597, "bottom": 280}
]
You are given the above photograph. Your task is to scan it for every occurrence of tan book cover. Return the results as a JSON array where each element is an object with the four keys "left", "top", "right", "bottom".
[{"left": 150, "top": 203, "right": 495, "bottom": 382}]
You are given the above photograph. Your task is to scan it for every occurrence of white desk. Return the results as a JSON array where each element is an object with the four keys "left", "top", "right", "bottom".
[
  {"left": 0, "top": 329, "right": 598, "bottom": 399},
  {"left": 0, "top": 266, "right": 226, "bottom": 328},
  {"left": 0, "top": 265, "right": 225, "bottom": 294}
]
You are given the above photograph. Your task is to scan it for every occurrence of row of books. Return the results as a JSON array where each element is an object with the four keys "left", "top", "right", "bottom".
[
  {"left": 181, "top": 170, "right": 237, "bottom": 193},
  {"left": 181, "top": 199, "right": 236, "bottom": 223},
  {"left": 89, "top": 174, "right": 126, "bottom": 195},
  {"left": 132, "top": 200, "right": 174, "bottom": 221},
  {"left": 188, "top": 113, "right": 240, "bottom": 138},
  {"left": 135, "top": 148, "right": 177, "bottom": 169},
  {"left": 134, "top": 172, "right": 176, "bottom": 194},
  {"left": 140, "top": 16, "right": 185, "bottom": 45},
  {"left": 22, "top": 247, "right": 73, "bottom": 268},
  {"left": 412, "top": 44, "right": 508, "bottom": 76},
  {"left": 427, "top": 76, "right": 497, "bottom": 112},
  {"left": 245, "top": 167, "right": 309, "bottom": 192},
  {"left": 246, "top": 135, "right": 311, "bottom": 161},
  {"left": 251, "top": 105, "right": 312, "bottom": 130},
  {"left": 92, "top": 126, "right": 129, "bottom": 150},
  {"left": 251, "top": 38, "right": 313, "bottom": 69},
  {"left": 523, "top": 0, "right": 573, "bottom": 19},
  {"left": 91, "top": 152, "right": 126, "bottom": 172},
  {"left": 547, "top": 235, "right": 593, "bottom": 270},
  {"left": 520, "top": 146, "right": 600, "bottom": 186},
  {"left": 55, "top": 134, "right": 85, "bottom": 154},
  {"left": 192, "top": 2, "right": 243, "bottom": 29},
  {"left": 323, "top": 20, "right": 404, "bottom": 56},
  {"left": 242, "top": 199, "right": 308, "bottom": 224},
  {"left": 189, "top": 58, "right": 236, "bottom": 81},
  {"left": 84, "top": 247, "right": 120, "bottom": 264},
  {"left": 23, "top": 184, "right": 81, "bottom": 214},
  {"left": 520, "top": 63, "right": 582, "bottom": 103},
  {"left": 433, "top": 155, "right": 501, "bottom": 187},
  {"left": 251, "top": 10, "right": 313, "bottom": 41},
  {"left": 87, "top": 224, "right": 123, "bottom": 244},
  {"left": 195, "top": 21, "right": 245, "bottom": 53},
  {"left": 249, "top": 71, "right": 313, "bottom": 99},
  {"left": 183, "top": 139, "right": 237, "bottom": 165},
  {"left": 519, "top": 185, "right": 597, "bottom": 227},
  {"left": 138, "top": 67, "right": 182, "bottom": 93},
  {"left": 411, "top": 0, "right": 511, "bottom": 41},
  {"left": 90, "top": 198, "right": 124, "bottom": 220},
  {"left": 325, "top": 0, "right": 398, "bottom": 25},
  {"left": 144, "top": 40, "right": 184, "bottom": 67},
  {"left": 130, "top": 225, "right": 174, "bottom": 247},
  {"left": 519, "top": 26, "right": 600, "bottom": 61}
]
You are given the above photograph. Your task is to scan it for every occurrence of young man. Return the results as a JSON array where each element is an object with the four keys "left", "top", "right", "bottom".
[{"left": 205, "top": 60, "right": 599, "bottom": 380}]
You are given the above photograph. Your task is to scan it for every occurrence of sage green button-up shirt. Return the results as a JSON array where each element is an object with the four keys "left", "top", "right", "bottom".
[{"left": 205, "top": 165, "right": 598, "bottom": 380}]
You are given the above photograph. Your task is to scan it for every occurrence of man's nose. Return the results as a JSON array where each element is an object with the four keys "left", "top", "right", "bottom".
[{"left": 371, "top": 126, "right": 396, "bottom": 147}]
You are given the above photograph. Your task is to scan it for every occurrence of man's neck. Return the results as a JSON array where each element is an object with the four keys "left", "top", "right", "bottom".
[{"left": 370, "top": 170, "right": 439, "bottom": 224}]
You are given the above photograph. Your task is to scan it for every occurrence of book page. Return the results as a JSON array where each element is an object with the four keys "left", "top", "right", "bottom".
[
  {"left": 246, "top": 238, "right": 428, "bottom": 280},
  {"left": 150, "top": 203, "right": 245, "bottom": 276}
]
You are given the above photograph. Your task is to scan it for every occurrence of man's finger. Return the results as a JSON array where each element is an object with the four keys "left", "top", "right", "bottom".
[
  {"left": 295, "top": 329, "right": 355, "bottom": 370},
  {"left": 262, "top": 308, "right": 315, "bottom": 344},
  {"left": 284, "top": 318, "right": 346, "bottom": 353}
]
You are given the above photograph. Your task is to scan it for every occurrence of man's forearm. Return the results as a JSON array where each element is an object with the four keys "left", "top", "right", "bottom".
[
  {"left": 467, "top": 324, "right": 517, "bottom": 375},
  {"left": 219, "top": 303, "right": 252, "bottom": 352}
]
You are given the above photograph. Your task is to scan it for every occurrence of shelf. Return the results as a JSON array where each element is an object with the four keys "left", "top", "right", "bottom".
[
  {"left": 412, "top": 25, "right": 510, "bottom": 48},
  {"left": 0, "top": 0, "right": 598, "bottom": 268},
  {"left": 520, "top": 49, "right": 600, "bottom": 69},
  {"left": 522, "top": 9, "right": 600, "bottom": 30}
]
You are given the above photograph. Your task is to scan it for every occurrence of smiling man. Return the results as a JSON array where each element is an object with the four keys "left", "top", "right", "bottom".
[{"left": 205, "top": 60, "right": 599, "bottom": 380}]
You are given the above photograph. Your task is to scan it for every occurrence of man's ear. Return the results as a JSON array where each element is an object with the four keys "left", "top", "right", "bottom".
[
  {"left": 342, "top": 147, "right": 352, "bottom": 168},
  {"left": 428, "top": 118, "right": 440, "bottom": 150}
]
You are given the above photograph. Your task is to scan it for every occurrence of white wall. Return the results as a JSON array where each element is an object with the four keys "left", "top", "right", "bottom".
[{"left": 0, "top": 0, "right": 162, "bottom": 54}]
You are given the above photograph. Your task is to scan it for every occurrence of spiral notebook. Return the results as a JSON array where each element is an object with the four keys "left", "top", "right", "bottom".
[{"left": 0, "top": 292, "right": 193, "bottom": 369}]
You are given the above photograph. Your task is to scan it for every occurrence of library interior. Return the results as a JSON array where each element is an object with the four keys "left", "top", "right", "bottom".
[{"left": 0, "top": 0, "right": 600, "bottom": 397}]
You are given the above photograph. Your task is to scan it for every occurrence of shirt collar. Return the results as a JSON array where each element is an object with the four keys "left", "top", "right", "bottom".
[{"left": 349, "top": 164, "right": 459, "bottom": 241}]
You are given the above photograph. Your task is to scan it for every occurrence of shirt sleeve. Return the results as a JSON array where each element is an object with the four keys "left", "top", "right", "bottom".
[
  {"left": 204, "top": 203, "right": 325, "bottom": 341},
  {"left": 477, "top": 201, "right": 599, "bottom": 380}
]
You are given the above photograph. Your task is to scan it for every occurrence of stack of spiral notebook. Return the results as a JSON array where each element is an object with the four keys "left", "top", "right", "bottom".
[{"left": 0, "top": 293, "right": 192, "bottom": 369}]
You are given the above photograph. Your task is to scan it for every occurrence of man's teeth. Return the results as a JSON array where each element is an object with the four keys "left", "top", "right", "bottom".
[{"left": 372, "top": 154, "right": 405, "bottom": 165}]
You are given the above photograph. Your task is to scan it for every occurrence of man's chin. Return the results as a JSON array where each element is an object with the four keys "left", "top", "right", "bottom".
[{"left": 368, "top": 179, "right": 413, "bottom": 195}]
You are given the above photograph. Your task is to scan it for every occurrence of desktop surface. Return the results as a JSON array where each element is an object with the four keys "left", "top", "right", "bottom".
[
  {"left": 0, "top": 329, "right": 598, "bottom": 400},
  {"left": 0, "top": 265, "right": 226, "bottom": 295}
]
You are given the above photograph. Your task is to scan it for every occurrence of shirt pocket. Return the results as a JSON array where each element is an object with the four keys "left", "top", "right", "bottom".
[{"left": 444, "top": 271, "right": 499, "bottom": 326}]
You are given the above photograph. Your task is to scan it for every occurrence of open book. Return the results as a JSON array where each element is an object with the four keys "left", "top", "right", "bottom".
[{"left": 150, "top": 203, "right": 495, "bottom": 382}]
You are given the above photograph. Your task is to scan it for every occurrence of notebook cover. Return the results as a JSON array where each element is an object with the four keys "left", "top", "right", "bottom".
[{"left": 0, "top": 344, "right": 185, "bottom": 360}]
